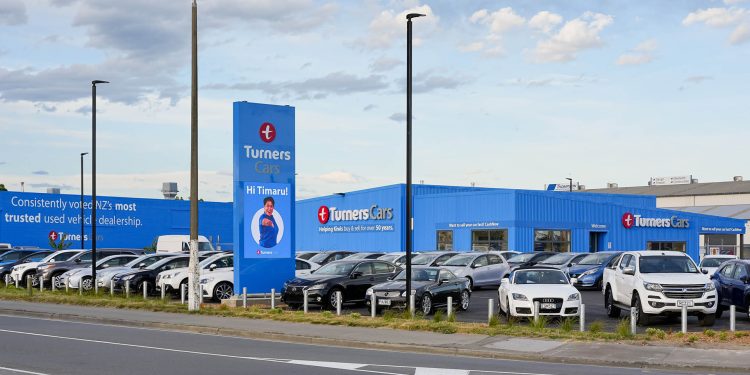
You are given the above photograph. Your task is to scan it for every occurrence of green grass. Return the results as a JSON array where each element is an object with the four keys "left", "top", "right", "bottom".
[
  {"left": 616, "top": 318, "right": 633, "bottom": 338},
  {"left": 559, "top": 317, "right": 575, "bottom": 332},
  {"left": 589, "top": 321, "right": 604, "bottom": 334}
]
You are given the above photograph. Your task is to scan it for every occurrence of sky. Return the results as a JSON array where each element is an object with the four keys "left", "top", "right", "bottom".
[{"left": 0, "top": 0, "right": 749, "bottom": 202}]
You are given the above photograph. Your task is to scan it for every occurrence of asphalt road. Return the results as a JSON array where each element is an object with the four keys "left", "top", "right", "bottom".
[{"left": 0, "top": 314, "right": 737, "bottom": 375}]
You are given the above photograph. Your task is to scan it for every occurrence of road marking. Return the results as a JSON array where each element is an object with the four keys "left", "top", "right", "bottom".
[
  {"left": 0, "top": 366, "right": 49, "bottom": 375},
  {"left": 0, "top": 328, "right": 555, "bottom": 375}
]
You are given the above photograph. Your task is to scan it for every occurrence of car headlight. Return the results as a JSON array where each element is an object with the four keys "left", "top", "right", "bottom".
[
  {"left": 580, "top": 269, "right": 597, "bottom": 277},
  {"left": 643, "top": 282, "right": 662, "bottom": 292},
  {"left": 163, "top": 274, "right": 172, "bottom": 279},
  {"left": 365, "top": 288, "right": 373, "bottom": 296},
  {"left": 512, "top": 293, "right": 528, "bottom": 301},
  {"left": 705, "top": 283, "right": 715, "bottom": 292},
  {"left": 69, "top": 269, "right": 83, "bottom": 276},
  {"left": 200, "top": 277, "right": 213, "bottom": 284},
  {"left": 308, "top": 283, "right": 326, "bottom": 290},
  {"left": 400, "top": 290, "right": 416, "bottom": 297},
  {"left": 567, "top": 293, "right": 580, "bottom": 301},
  {"left": 122, "top": 274, "right": 135, "bottom": 281}
]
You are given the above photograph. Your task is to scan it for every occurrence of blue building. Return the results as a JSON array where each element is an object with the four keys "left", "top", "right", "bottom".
[{"left": 296, "top": 184, "right": 746, "bottom": 262}]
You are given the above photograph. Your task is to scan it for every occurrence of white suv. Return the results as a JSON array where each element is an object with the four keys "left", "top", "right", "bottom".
[
  {"left": 602, "top": 250, "right": 716, "bottom": 326},
  {"left": 156, "top": 253, "right": 232, "bottom": 295}
]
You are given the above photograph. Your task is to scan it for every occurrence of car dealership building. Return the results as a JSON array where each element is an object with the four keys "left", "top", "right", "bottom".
[{"left": 296, "top": 184, "right": 747, "bottom": 262}]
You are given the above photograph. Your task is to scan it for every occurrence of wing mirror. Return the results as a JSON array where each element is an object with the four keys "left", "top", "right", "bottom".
[
  {"left": 500, "top": 278, "right": 510, "bottom": 286},
  {"left": 139, "top": 263, "right": 147, "bottom": 269},
  {"left": 570, "top": 277, "right": 578, "bottom": 285},
  {"left": 209, "top": 264, "right": 217, "bottom": 272},
  {"left": 567, "top": 262, "right": 574, "bottom": 267},
  {"left": 102, "top": 264, "right": 110, "bottom": 269},
  {"left": 701, "top": 269, "right": 708, "bottom": 274},
  {"left": 75, "top": 258, "right": 81, "bottom": 263},
  {"left": 350, "top": 271, "right": 362, "bottom": 279},
  {"left": 622, "top": 267, "right": 635, "bottom": 276},
  {"left": 741, "top": 275, "right": 750, "bottom": 284}
]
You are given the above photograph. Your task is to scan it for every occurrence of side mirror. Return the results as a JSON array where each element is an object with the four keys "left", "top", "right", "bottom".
[
  {"left": 571, "top": 278, "right": 578, "bottom": 285},
  {"left": 350, "top": 271, "right": 362, "bottom": 279},
  {"left": 49, "top": 259, "right": 55, "bottom": 263},
  {"left": 623, "top": 267, "right": 635, "bottom": 276},
  {"left": 701, "top": 269, "right": 708, "bottom": 274},
  {"left": 501, "top": 278, "right": 510, "bottom": 286},
  {"left": 139, "top": 263, "right": 147, "bottom": 269},
  {"left": 102, "top": 264, "right": 110, "bottom": 269},
  {"left": 386, "top": 276, "right": 393, "bottom": 280},
  {"left": 567, "top": 262, "right": 574, "bottom": 267},
  {"left": 209, "top": 264, "right": 217, "bottom": 272},
  {"left": 741, "top": 275, "right": 750, "bottom": 284},
  {"left": 75, "top": 258, "right": 81, "bottom": 263}
]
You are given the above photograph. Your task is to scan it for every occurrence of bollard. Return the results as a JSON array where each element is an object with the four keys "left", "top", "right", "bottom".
[
  {"left": 533, "top": 301, "right": 540, "bottom": 323},
  {"left": 243, "top": 287, "right": 248, "bottom": 309},
  {"left": 580, "top": 304, "right": 586, "bottom": 332},
  {"left": 4, "top": 274, "right": 8, "bottom": 288},
  {"left": 370, "top": 293, "right": 376, "bottom": 318},
  {"left": 125, "top": 280, "right": 130, "bottom": 299},
  {"left": 630, "top": 307, "right": 637, "bottom": 335},
  {"left": 488, "top": 298, "right": 494, "bottom": 324},
  {"left": 336, "top": 291, "right": 342, "bottom": 316},
  {"left": 681, "top": 305, "right": 687, "bottom": 334},
  {"left": 181, "top": 284, "right": 186, "bottom": 304},
  {"left": 94, "top": 280, "right": 98, "bottom": 295},
  {"left": 26, "top": 277, "right": 32, "bottom": 296},
  {"left": 730, "top": 305, "right": 736, "bottom": 332},
  {"left": 16, "top": 277, "right": 19, "bottom": 288},
  {"left": 66, "top": 280, "right": 69, "bottom": 293},
  {"left": 52, "top": 278, "right": 56, "bottom": 292},
  {"left": 79, "top": 281, "right": 83, "bottom": 295},
  {"left": 110, "top": 280, "right": 114, "bottom": 296},
  {"left": 143, "top": 282, "right": 148, "bottom": 299},
  {"left": 447, "top": 296, "right": 453, "bottom": 318},
  {"left": 161, "top": 285, "right": 165, "bottom": 300},
  {"left": 304, "top": 289, "right": 309, "bottom": 314},
  {"left": 40, "top": 277, "right": 44, "bottom": 292},
  {"left": 271, "top": 288, "right": 276, "bottom": 309},
  {"left": 409, "top": 294, "right": 416, "bottom": 317}
]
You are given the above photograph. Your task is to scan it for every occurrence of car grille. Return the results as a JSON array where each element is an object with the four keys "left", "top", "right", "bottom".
[
  {"left": 532, "top": 298, "right": 563, "bottom": 313},
  {"left": 660, "top": 284, "right": 705, "bottom": 299},
  {"left": 285, "top": 286, "right": 305, "bottom": 295},
  {"left": 375, "top": 291, "right": 402, "bottom": 298}
]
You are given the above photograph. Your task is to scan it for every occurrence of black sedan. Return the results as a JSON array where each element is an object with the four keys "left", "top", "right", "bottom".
[
  {"left": 366, "top": 267, "right": 471, "bottom": 315},
  {"left": 507, "top": 251, "right": 557, "bottom": 271},
  {"left": 111, "top": 255, "right": 196, "bottom": 294},
  {"left": 281, "top": 259, "right": 399, "bottom": 309}
]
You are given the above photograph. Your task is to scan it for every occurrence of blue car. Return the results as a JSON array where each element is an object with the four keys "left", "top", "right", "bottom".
[
  {"left": 567, "top": 251, "right": 623, "bottom": 290},
  {"left": 711, "top": 259, "right": 750, "bottom": 320}
]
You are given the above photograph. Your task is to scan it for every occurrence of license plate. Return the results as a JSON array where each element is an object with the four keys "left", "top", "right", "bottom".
[
  {"left": 378, "top": 299, "right": 391, "bottom": 306},
  {"left": 676, "top": 300, "right": 694, "bottom": 307},
  {"left": 541, "top": 303, "right": 556, "bottom": 310}
]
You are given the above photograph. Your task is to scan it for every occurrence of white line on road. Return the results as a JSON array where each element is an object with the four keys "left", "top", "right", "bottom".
[
  {"left": 0, "top": 328, "right": 555, "bottom": 375},
  {"left": 0, "top": 366, "right": 50, "bottom": 375}
]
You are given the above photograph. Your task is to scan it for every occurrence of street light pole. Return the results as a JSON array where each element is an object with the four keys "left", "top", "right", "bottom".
[
  {"left": 80, "top": 152, "right": 88, "bottom": 249},
  {"left": 566, "top": 177, "right": 573, "bottom": 192},
  {"left": 91, "top": 80, "right": 108, "bottom": 289},
  {"left": 405, "top": 13, "right": 425, "bottom": 302},
  {"left": 187, "top": 0, "right": 201, "bottom": 311}
]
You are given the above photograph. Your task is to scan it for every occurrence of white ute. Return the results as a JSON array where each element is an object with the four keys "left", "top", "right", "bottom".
[{"left": 602, "top": 250, "right": 716, "bottom": 326}]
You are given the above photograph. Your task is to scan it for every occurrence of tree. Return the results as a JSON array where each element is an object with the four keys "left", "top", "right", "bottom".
[
  {"left": 49, "top": 235, "right": 72, "bottom": 250},
  {"left": 0, "top": 184, "right": 7, "bottom": 192}
]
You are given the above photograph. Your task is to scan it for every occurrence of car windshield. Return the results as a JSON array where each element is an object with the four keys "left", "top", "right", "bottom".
[
  {"left": 578, "top": 253, "right": 614, "bottom": 265},
  {"left": 379, "top": 254, "right": 400, "bottom": 263},
  {"left": 411, "top": 254, "right": 436, "bottom": 265},
  {"left": 514, "top": 270, "right": 569, "bottom": 284},
  {"left": 0, "top": 251, "right": 29, "bottom": 261},
  {"left": 507, "top": 253, "right": 535, "bottom": 263},
  {"left": 640, "top": 256, "right": 699, "bottom": 273},
  {"left": 443, "top": 254, "right": 474, "bottom": 267},
  {"left": 395, "top": 268, "right": 439, "bottom": 282},
  {"left": 540, "top": 254, "right": 573, "bottom": 265},
  {"left": 125, "top": 255, "right": 170, "bottom": 268},
  {"left": 296, "top": 252, "right": 317, "bottom": 260},
  {"left": 97, "top": 257, "right": 128, "bottom": 268},
  {"left": 346, "top": 253, "right": 374, "bottom": 260},
  {"left": 308, "top": 253, "right": 335, "bottom": 264},
  {"left": 313, "top": 262, "right": 356, "bottom": 275},
  {"left": 146, "top": 257, "right": 186, "bottom": 270},
  {"left": 700, "top": 257, "right": 733, "bottom": 268},
  {"left": 42, "top": 251, "right": 79, "bottom": 263}
]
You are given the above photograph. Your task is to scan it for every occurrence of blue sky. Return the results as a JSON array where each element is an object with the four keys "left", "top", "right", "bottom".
[{"left": 1, "top": 0, "right": 749, "bottom": 201}]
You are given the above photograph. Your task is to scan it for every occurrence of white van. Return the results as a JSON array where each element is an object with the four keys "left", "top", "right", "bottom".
[{"left": 156, "top": 235, "right": 214, "bottom": 253}]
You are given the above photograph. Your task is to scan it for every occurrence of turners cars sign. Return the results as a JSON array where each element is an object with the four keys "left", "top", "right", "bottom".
[
  {"left": 622, "top": 212, "right": 689, "bottom": 229},
  {"left": 317, "top": 205, "right": 393, "bottom": 224}
]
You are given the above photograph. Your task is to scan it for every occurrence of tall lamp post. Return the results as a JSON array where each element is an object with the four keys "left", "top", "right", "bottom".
[
  {"left": 80, "top": 152, "right": 88, "bottom": 249},
  {"left": 405, "top": 13, "right": 425, "bottom": 304},
  {"left": 91, "top": 80, "right": 108, "bottom": 289},
  {"left": 187, "top": 0, "right": 201, "bottom": 311},
  {"left": 565, "top": 177, "right": 573, "bottom": 192}
]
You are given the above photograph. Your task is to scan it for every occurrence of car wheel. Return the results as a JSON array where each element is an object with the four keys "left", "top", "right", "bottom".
[
  {"left": 421, "top": 294, "right": 433, "bottom": 315},
  {"left": 80, "top": 276, "right": 93, "bottom": 291},
  {"left": 213, "top": 282, "right": 233, "bottom": 302},
  {"left": 632, "top": 293, "right": 650, "bottom": 326},
  {"left": 458, "top": 289, "right": 470, "bottom": 311},
  {"left": 465, "top": 277, "right": 474, "bottom": 290},
  {"left": 52, "top": 273, "right": 65, "bottom": 290},
  {"left": 605, "top": 287, "right": 621, "bottom": 318},
  {"left": 29, "top": 273, "right": 39, "bottom": 287},
  {"left": 326, "top": 287, "right": 343, "bottom": 310},
  {"left": 715, "top": 305, "right": 724, "bottom": 319},
  {"left": 287, "top": 303, "right": 302, "bottom": 310},
  {"left": 179, "top": 279, "right": 188, "bottom": 295},
  {"left": 698, "top": 313, "right": 716, "bottom": 327}
]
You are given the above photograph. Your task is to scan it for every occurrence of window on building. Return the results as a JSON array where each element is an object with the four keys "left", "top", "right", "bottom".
[
  {"left": 647, "top": 241, "right": 686, "bottom": 252},
  {"left": 471, "top": 229, "right": 508, "bottom": 251},
  {"left": 533, "top": 230, "right": 571, "bottom": 252},
  {"left": 703, "top": 234, "right": 738, "bottom": 256},
  {"left": 436, "top": 230, "right": 453, "bottom": 251}
]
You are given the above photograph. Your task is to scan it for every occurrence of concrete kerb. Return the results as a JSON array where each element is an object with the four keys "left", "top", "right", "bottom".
[{"left": 0, "top": 305, "right": 747, "bottom": 373}]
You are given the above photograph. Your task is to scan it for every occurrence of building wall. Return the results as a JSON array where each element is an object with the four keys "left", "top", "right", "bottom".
[{"left": 658, "top": 194, "right": 750, "bottom": 208}]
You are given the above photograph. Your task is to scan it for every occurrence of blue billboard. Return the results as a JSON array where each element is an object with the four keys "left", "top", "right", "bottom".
[{"left": 233, "top": 102, "right": 295, "bottom": 294}]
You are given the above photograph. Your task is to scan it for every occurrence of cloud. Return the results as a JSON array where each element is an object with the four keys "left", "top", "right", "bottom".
[
  {"left": 0, "top": 0, "right": 27, "bottom": 26},
  {"left": 466, "top": 7, "right": 526, "bottom": 56},
  {"left": 529, "top": 11, "right": 563, "bottom": 34},
  {"left": 502, "top": 74, "right": 598, "bottom": 88},
  {"left": 32, "top": 170, "right": 50, "bottom": 176},
  {"left": 34, "top": 103, "right": 58, "bottom": 113},
  {"left": 362, "top": 104, "right": 377, "bottom": 111},
  {"left": 369, "top": 57, "right": 403, "bottom": 72},
  {"left": 204, "top": 72, "right": 389, "bottom": 100},
  {"left": 411, "top": 72, "right": 469, "bottom": 93},
  {"left": 617, "top": 39, "right": 657, "bottom": 65},
  {"left": 300, "top": 62, "right": 312, "bottom": 69},
  {"left": 683, "top": 7, "right": 750, "bottom": 45},
  {"left": 202, "top": 0, "right": 337, "bottom": 34},
  {"left": 29, "top": 182, "right": 76, "bottom": 190},
  {"left": 533, "top": 12, "right": 614, "bottom": 62},
  {"left": 389, "top": 113, "right": 406, "bottom": 122},
  {"left": 356, "top": 4, "right": 438, "bottom": 50},
  {"left": 75, "top": 105, "right": 91, "bottom": 115},
  {"left": 317, "top": 171, "right": 365, "bottom": 184},
  {"left": 0, "top": 162, "right": 6, "bottom": 166},
  {"left": 685, "top": 75, "right": 713, "bottom": 84}
]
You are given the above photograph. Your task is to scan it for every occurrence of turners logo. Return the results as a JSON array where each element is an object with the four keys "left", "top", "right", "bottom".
[
  {"left": 318, "top": 206, "right": 330, "bottom": 224},
  {"left": 622, "top": 212, "right": 689, "bottom": 229},
  {"left": 259, "top": 122, "right": 276, "bottom": 143},
  {"left": 622, "top": 213, "right": 634, "bottom": 229}
]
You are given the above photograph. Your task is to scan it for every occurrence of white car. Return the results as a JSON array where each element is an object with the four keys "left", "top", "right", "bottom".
[
  {"left": 699, "top": 255, "right": 735, "bottom": 275},
  {"left": 61, "top": 254, "right": 139, "bottom": 290},
  {"left": 498, "top": 267, "right": 581, "bottom": 318},
  {"left": 157, "top": 253, "right": 233, "bottom": 294},
  {"left": 295, "top": 258, "right": 320, "bottom": 277},
  {"left": 442, "top": 253, "right": 510, "bottom": 289},
  {"left": 97, "top": 253, "right": 177, "bottom": 289},
  {"left": 200, "top": 268, "right": 234, "bottom": 302},
  {"left": 9, "top": 250, "right": 82, "bottom": 287}
]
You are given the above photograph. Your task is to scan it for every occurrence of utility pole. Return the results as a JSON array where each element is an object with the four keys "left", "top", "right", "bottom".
[
  {"left": 187, "top": 0, "right": 201, "bottom": 311},
  {"left": 80, "top": 152, "right": 88, "bottom": 249},
  {"left": 91, "top": 80, "right": 108, "bottom": 288}
]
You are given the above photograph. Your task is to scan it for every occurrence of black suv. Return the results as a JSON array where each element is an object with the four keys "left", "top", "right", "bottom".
[{"left": 282, "top": 259, "right": 399, "bottom": 309}]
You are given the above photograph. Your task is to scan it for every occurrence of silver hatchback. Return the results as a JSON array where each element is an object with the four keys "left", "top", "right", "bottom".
[{"left": 441, "top": 253, "right": 509, "bottom": 289}]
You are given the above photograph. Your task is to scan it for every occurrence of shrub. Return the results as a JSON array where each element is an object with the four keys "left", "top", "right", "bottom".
[
  {"left": 703, "top": 329, "right": 716, "bottom": 338},
  {"left": 589, "top": 321, "right": 604, "bottom": 334},
  {"left": 321, "top": 311, "right": 333, "bottom": 318},
  {"left": 350, "top": 312, "right": 361, "bottom": 319},
  {"left": 687, "top": 334, "right": 698, "bottom": 343},
  {"left": 530, "top": 315, "right": 548, "bottom": 330},
  {"left": 616, "top": 318, "right": 632, "bottom": 338},
  {"left": 734, "top": 331, "right": 748, "bottom": 338},
  {"left": 488, "top": 315, "right": 500, "bottom": 327},
  {"left": 433, "top": 310, "right": 444, "bottom": 323},
  {"left": 382, "top": 310, "right": 395, "bottom": 322},
  {"left": 718, "top": 331, "right": 729, "bottom": 341},
  {"left": 646, "top": 328, "right": 666, "bottom": 339},
  {"left": 447, "top": 311, "right": 456, "bottom": 323},
  {"left": 559, "top": 317, "right": 575, "bottom": 332}
]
